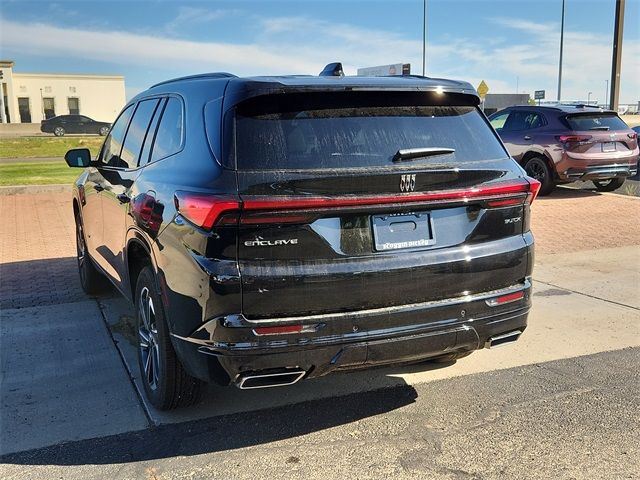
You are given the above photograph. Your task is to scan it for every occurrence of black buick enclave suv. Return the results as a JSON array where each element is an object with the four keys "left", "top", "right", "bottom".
[{"left": 65, "top": 65, "right": 539, "bottom": 409}]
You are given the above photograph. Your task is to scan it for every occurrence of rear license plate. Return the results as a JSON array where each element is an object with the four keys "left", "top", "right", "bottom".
[
  {"left": 602, "top": 142, "right": 616, "bottom": 152},
  {"left": 372, "top": 213, "right": 435, "bottom": 251}
]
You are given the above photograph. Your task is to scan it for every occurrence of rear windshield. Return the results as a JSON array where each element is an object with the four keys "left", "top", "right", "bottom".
[
  {"left": 230, "top": 93, "right": 507, "bottom": 170},
  {"left": 565, "top": 113, "right": 628, "bottom": 131}
]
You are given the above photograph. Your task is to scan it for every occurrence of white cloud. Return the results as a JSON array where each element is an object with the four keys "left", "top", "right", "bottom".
[
  {"left": 0, "top": 14, "right": 637, "bottom": 104},
  {"left": 164, "top": 7, "right": 240, "bottom": 35}
]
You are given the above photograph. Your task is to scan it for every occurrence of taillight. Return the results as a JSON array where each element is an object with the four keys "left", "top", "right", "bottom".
[
  {"left": 628, "top": 132, "right": 638, "bottom": 140},
  {"left": 173, "top": 192, "right": 240, "bottom": 229},
  {"left": 526, "top": 177, "right": 541, "bottom": 204},
  {"left": 556, "top": 134, "right": 592, "bottom": 144}
]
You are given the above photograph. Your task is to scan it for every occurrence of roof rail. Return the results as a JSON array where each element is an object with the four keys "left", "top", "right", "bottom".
[
  {"left": 573, "top": 104, "right": 601, "bottom": 109},
  {"left": 151, "top": 72, "right": 237, "bottom": 88}
]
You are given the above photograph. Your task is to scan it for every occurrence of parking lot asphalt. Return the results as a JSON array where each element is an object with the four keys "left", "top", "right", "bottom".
[{"left": 0, "top": 187, "right": 639, "bottom": 478}]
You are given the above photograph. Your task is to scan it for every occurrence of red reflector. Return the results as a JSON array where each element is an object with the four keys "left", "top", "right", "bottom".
[
  {"left": 174, "top": 192, "right": 240, "bottom": 229},
  {"left": 496, "top": 291, "right": 524, "bottom": 304},
  {"left": 254, "top": 325, "right": 303, "bottom": 335}
]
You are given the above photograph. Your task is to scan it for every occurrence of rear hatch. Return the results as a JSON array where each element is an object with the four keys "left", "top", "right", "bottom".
[
  {"left": 227, "top": 91, "right": 534, "bottom": 319},
  {"left": 562, "top": 112, "right": 637, "bottom": 157}
]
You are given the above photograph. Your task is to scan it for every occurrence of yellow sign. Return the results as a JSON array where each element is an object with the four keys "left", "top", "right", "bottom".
[{"left": 477, "top": 80, "right": 489, "bottom": 98}]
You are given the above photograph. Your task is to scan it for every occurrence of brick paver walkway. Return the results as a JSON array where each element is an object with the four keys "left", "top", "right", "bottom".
[
  {"left": 0, "top": 187, "right": 638, "bottom": 309},
  {"left": 531, "top": 187, "right": 640, "bottom": 254}
]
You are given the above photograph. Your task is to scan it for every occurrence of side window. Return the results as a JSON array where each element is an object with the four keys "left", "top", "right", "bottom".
[
  {"left": 150, "top": 97, "right": 183, "bottom": 163},
  {"left": 503, "top": 111, "right": 530, "bottom": 131},
  {"left": 99, "top": 105, "right": 134, "bottom": 167},
  {"left": 526, "top": 113, "right": 545, "bottom": 129},
  {"left": 139, "top": 99, "right": 166, "bottom": 166},
  {"left": 120, "top": 99, "right": 161, "bottom": 168},
  {"left": 490, "top": 112, "right": 509, "bottom": 130}
]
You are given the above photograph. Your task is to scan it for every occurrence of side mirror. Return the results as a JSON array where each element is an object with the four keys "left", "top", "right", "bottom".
[{"left": 65, "top": 148, "right": 92, "bottom": 168}]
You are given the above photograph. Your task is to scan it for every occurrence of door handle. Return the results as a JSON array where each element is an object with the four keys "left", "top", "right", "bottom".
[
  {"left": 94, "top": 184, "right": 105, "bottom": 192},
  {"left": 116, "top": 193, "right": 130, "bottom": 204},
  {"left": 523, "top": 135, "right": 532, "bottom": 141}
]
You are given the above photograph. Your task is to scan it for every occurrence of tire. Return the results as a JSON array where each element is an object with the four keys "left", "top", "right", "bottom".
[
  {"left": 593, "top": 177, "right": 625, "bottom": 192},
  {"left": 53, "top": 126, "right": 65, "bottom": 137},
  {"left": 99, "top": 126, "right": 109, "bottom": 136},
  {"left": 75, "top": 216, "right": 108, "bottom": 294},
  {"left": 135, "top": 266, "right": 202, "bottom": 410},
  {"left": 429, "top": 351, "right": 473, "bottom": 363},
  {"left": 523, "top": 156, "right": 555, "bottom": 196}
]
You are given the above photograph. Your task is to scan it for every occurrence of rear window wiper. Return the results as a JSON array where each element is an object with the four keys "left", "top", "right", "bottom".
[
  {"left": 589, "top": 126, "right": 610, "bottom": 130},
  {"left": 393, "top": 147, "right": 455, "bottom": 162}
]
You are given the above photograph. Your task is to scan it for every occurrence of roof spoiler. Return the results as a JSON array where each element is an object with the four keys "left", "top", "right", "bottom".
[{"left": 319, "top": 62, "right": 344, "bottom": 77}]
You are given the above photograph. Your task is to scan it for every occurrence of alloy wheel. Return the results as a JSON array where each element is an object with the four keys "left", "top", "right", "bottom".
[
  {"left": 76, "top": 222, "right": 87, "bottom": 285},
  {"left": 138, "top": 286, "right": 160, "bottom": 391},
  {"left": 525, "top": 160, "right": 546, "bottom": 182}
]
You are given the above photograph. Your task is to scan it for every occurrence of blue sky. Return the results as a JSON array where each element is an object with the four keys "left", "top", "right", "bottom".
[{"left": 1, "top": 0, "right": 638, "bottom": 103}]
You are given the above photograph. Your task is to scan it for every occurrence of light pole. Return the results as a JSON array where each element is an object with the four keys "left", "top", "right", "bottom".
[
  {"left": 605, "top": 80, "right": 609, "bottom": 109},
  {"left": 557, "top": 0, "right": 565, "bottom": 101},
  {"left": 587, "top": 92, "right": 592, "bottom": 105},
  {"left": 422, "top": 0, "right": 427, "bottom": 76}
]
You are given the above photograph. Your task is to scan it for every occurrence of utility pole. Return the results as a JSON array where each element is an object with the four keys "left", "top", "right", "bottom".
[
  {"left": 605, "top": 79, "right": 609, "bottom": 109},
  {"left": 422, "top": 0, "right": 427, "bottom": 76},
  {"left": 609, "top": 0, "right": 625, "bottom": 112},
  {"left": 557, "top": 0, "right": 565, "bottom": 101}
]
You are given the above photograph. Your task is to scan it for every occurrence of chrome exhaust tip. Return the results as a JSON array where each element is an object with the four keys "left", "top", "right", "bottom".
[
  {"left": 236, "top": 369, "right": 306, "bottom": 390},
  {"left": 485, "top": 330, "right": 522, "bottom": 349}
]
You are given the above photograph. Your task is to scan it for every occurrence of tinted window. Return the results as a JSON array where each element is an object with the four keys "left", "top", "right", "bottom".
[
  {"left": 139, "top": 99, "right": 166, "bottom": 166},
  {"left": 150, "top": 98, "right": 183, "bottom": 163},
  {"left": 503, "top": 111, "right": 530, "bottom": 131},
  {"left": 120, "top": 99, "right": 160, "bottom": 168},
  {"left": 565, "top": 113, "right": 628, "bottom": 131},
  {"left": 99, "top": 105, "right": 134, "bottom": 167},
  {"left": 490, "top": 112, "right": 509, "bottom": 130},
  {"left": 232, "top": 94, "right": 507, "bottom": 170}
]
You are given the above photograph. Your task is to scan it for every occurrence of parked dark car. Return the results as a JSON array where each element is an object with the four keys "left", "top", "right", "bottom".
[
  {"left": 64, "top": 65, "right": 539, "bottom": 409},
  {"left": 489, "top": 105, "right": 639, "bottom": 195},
  {"left": 41, "top": 114, "right": 111, "bottom": 137}
]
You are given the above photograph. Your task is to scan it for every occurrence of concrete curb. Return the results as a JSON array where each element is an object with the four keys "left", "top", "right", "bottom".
[{"left": 0, "top": 184, "right": 72, "bottom": 195}]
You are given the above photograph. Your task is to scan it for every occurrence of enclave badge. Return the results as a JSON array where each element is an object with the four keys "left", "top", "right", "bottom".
[{"left": 400, "top": 174, "right": 416, "bottom": 192}]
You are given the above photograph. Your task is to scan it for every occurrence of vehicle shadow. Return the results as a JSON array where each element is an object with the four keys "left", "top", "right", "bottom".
[
  {"left": 0, "top": 257, "right": 446, "bottom": 466},
  {"left": 536, "top": 185, "right": 601, "bottom": 200},
  {"left": 1, "top": 381, "right": 419, "bottom": 466},
  {"left": 0, "top": 257, "right": 115, "bottom": 310}
]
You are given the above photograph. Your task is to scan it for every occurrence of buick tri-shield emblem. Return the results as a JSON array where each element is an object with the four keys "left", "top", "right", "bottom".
[{"left": 400, "top": 174, "right": 416, "bottom": 192}]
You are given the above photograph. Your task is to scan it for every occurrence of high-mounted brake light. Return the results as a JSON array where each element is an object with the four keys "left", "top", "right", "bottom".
[{"left": 174, "top": 192, "right": 240, "bottom": 229}]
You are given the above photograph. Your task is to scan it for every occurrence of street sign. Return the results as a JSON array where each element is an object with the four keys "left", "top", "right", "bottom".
[
  {"left": 357, "top": 63, "right": 411, "bottom": 76},
  {"left": 477, "top": 80, "right": 489, "bottom": 98},
  {"left": 534, "top": 90, "right": 546, "bottom": 100}
]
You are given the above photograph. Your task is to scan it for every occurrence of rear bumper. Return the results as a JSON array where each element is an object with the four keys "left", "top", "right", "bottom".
[
  {"left": 562, "top": 164, "right": 637, "bottom": 181},
  {"left": 171, "top": 279, "right": 532, "bottom": 386}
]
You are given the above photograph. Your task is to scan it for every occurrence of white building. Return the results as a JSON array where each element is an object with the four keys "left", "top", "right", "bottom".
[{"left": 0, "top": 60, "right": 126, "bottom": 124}]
